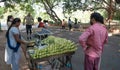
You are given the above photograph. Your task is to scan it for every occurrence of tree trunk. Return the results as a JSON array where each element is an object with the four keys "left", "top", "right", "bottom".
[
  {"left": 42, "top": 0, "right": 62, "bottom": 24},
  {"left": 105, "top": 0, "right": 115, "bottom": 29}
]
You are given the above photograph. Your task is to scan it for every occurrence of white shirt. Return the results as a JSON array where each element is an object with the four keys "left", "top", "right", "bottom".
[
  {"left": 24, "top": 16, "right": 34, "bottom": 25},
  {"left": 5, "top": 27, "right": 21, "bottom": 64},
  {"left": 7, "top": 22, "right": 12, "bottom": 28}
]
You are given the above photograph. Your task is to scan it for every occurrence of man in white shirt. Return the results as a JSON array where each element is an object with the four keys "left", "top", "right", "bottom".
[{"left": 23, "top": 13, "right": 34, "bottom": 40}]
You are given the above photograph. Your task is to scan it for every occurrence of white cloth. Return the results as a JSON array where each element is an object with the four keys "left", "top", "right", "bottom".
[
  {"left": 7, "top": 22, "right": 12, "bottom": 28},
  {"left": 5, "top": 27, "right": 21, "bottom": 66},
  {"left": 45, "top": 22, "right": 48, "bottom": 28}
]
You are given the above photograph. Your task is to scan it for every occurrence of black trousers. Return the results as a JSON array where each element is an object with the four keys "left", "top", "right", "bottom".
[
  {"left": 26, "top": 25, "right": 32, "bottom": 35},
  {"left": 68, "top": 24, "right": 72, "bottom": 30},
  {"left": 62, "top": 26, "right": 65, "bottom": 29}
]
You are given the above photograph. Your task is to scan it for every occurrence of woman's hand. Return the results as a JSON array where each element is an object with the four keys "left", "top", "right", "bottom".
[{"left": 23, "top": 41, "right": 29, "bottom": 45}]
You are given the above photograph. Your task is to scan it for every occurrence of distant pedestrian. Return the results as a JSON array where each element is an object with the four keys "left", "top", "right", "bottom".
[
  {"left": 79, "top": 12, "right": 108, "bottom": 70},
  {"left": 62, "top": 19, "right": 66, "bottom": 29},
  {"left": 74, "top": 18, "right": 77, "bottom": 25},
  {"left": 43, "top": 20, "right": 48, "bottom": 28},
  {"left": 7, "top": 15, "right": 14, "bottom": 28},
  {"left": 23, "top": 13, "right": 34, "bottom": 40},
  {"left": 0, "top": 22, "right": 1, "bottom": 31},
  {"left": 68, "top": 17, "right": 72, "bottom": 31},
  {"left": 38, "top": 17, "right": 45, "bottom": 28}
]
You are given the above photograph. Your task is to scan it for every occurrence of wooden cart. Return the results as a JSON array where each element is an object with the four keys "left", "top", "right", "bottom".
[
  {"left": 26, "top": 50, "right": 75, "bottom": 70},
  {"left": 23, "top": 28, "right": 76, "bottom": 70}
]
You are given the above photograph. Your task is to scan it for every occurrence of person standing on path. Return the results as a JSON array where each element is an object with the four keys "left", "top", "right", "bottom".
[
  {"left": 43, "top": 20, "right": 49, "bottom": 28},
  {"left": 0, "top": 21, "right": 2, "bottom": 31},
  {"left": 62, "top": 19, "right": 66, "bottom": 29},
  {"left": 7, "top": 15, "right": 14, "bottom": 28},
  {"left": 68, "top": 17, "right": 72, "bottom": 31},
  {"left": 5, "top": 18, "right": 27, "bottom": 70},
  {"left": 74, "top": 18, "right": 77, "bottom": 25},
  {"left": 38, "top": 17, "right": 45, "bottom": 28},
  {"left": 79, "top": 12, "right": 108, "bottom": 70},
  {"left": 23, "top": 13, "right": 34, "bottom": 40}
]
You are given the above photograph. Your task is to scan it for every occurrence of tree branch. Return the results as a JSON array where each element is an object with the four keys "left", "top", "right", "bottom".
[
  {"left": 42, "top": 0, "right": 61, "bottom": 23},
  {"left": 44, "top": 0, "right": 52, "bottom": 9},
  {"left": 85, "top": 7, "right": 107, "bottom": 11},
  {"left": 103, "top": 0, "right": 110, "bottom": 6},
  {"left": 51, "top": 3, "right": 59, "bottom": 9}
]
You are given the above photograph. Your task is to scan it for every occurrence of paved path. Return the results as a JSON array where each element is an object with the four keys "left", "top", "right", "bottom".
[
  {"left": 0, "top": 26, "right": 120, "bottom": 70},
  {"left": 50, "top": 27, "right": 120, "bottom": 70}
]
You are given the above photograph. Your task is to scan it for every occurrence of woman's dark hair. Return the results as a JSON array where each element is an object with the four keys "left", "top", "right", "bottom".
[
  {"left": 6, "top": 18, "right": 21, "bottom": 37},
  {"left": 90, "top": 12, "right": 104, "bottom": 24},
  {"left": 7, "top": 15, "right": 13, "bottom": 23},
  {"left": 38, "top": 17, "right": 42, "bottom": 22}
]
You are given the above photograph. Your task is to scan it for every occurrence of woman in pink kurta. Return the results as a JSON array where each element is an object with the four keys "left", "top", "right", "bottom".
[{"left": 79, "top": 12, "right": 108, "bottom": 70}]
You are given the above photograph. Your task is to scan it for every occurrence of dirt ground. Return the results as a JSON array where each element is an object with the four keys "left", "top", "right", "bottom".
[{"left": 0, "top": 26, "right": 120, "bottom": 70}]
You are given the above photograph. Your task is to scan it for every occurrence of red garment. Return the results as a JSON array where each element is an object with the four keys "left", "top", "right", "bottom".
[
  {"left": 84, "top": 54, "right": 100, "bottom": 70},
  {"left": 79, "top": 23, "right": 108, "bottom": 57},
  {"left": 38, "top": 22, "right": 44, "bottom": 28}
]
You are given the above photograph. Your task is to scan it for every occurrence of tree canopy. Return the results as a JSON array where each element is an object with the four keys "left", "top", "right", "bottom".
[
  {"left": 63, "top": 0, "right": 120, "bottom": 21},
  {"left": 1, "top": 0, "right": 120, "bottom": 23}
]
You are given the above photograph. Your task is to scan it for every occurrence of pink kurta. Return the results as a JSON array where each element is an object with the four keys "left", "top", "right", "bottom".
[{"left": 79, "top": 23, "right": 108, "bottom": 58}]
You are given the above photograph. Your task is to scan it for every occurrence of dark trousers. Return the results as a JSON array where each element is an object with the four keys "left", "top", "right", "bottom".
[
  {"left": 62, "top": 26, "right": 65, "bottom": 29},
  {"left": 84, "top": 55, "right": 101, "bottom": 70},
  {"left": 68, "top": 24, "right": 72, "bottom": 30},
  {"left": 26, "top": 25, "right": 32, "bottom": 35}
]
